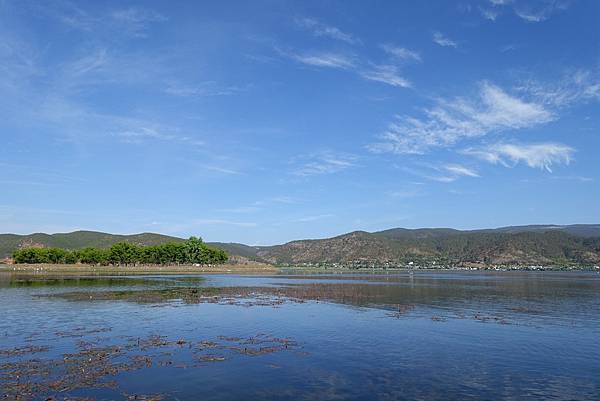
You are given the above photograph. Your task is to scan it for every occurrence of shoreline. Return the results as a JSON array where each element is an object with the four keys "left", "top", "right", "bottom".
[
  {"left": 0, "top": 263, "right": 279, "bottom": 275},
  {"left": 2, "top": 264, "right": 598, "bottom": 277}
]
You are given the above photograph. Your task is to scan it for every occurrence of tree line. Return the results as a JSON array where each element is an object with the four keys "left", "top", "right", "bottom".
[{"left": 12, "top": 237, "right": 228, "bottom": 266}]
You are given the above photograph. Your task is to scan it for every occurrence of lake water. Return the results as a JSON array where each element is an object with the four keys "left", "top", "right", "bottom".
[{"left": 1, "top": 270, "right": 600, "bottom": 400}]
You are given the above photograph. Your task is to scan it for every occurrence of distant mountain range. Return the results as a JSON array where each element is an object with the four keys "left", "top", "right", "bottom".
[{"left": 1, "top": 224, "right": 600, "bottom": 266}]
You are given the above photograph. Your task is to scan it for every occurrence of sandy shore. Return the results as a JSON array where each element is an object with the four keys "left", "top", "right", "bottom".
[{"left": 0, "top": 263, "right": 279, "bottom": 275}]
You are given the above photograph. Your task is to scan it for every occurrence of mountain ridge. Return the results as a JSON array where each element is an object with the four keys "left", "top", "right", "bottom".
[{"left": 1, "top": 225, "right": 600, "bottom": 266}]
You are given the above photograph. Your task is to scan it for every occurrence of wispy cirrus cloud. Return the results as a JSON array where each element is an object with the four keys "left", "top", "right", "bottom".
[
  {"left": 482, "top": 0, "right": 572, "bottom": 23},
  {"left": 444, "top": 164, "right": 480, "bottom": 177},
  {"left": 113, "top": 126, "right": 204, "bottom": 146},
  {"left": 516, "top": 69, "right": 600, "bottom": 107},
  {"left": 295, "top": 17, "right": 360, "bottom": 45},
  {"left": 463, "top": 142, "right": 574, "bottom": 172},
  {"left": 432, "top": 31, "right": 458, "bottom": 48},
  {"left": 285, "top": 50, "right": 355, "bottom": 69},
  {"left": 368, "top": 81, "right": 553, "bottom": 154},
  {"left": 164, "top": 81, "right": 249, "bottom": 97},
  {"left": 281, "top": 48, "right": 412, "bottom": 88},
  {"left": 429, "top": 164, "right": 480, "bottom": 182},
  {"left": 479, "top": 6, "right": 502, "bottom": 21},
  {"left": 398, "top": 163, "right": 479, "bottom": 183},
  {"left": 513, "top": 0, "right": 571, "bottom": 22},
  {"left": 360, "top": 64, "right": 411, "bottom": 88},
  {"left": 293, "top": 151, "right": 358, "bottom": 177},
  {"left": 380, "top": 44, "right": 422, "bottom": 63}
]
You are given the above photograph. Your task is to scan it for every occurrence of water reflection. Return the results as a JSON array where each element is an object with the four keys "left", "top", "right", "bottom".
[{"left": 0, "top": 271, "right": 599, "bottom": 400}]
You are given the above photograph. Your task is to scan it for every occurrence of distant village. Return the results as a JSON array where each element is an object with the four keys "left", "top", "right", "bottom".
[{"left": 278, "top": 260, "right": 600, "bottom": 271}]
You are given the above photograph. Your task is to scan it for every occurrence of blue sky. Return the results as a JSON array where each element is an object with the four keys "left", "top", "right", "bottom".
[{"left": 1, "top": 0, "right": 599, "bottom": 244}]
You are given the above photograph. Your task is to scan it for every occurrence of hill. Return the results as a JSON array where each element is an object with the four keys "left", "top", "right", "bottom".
[
  {"left": 0, "top": 231, "right": 184, "bottom": 259},
  {"left": 2, "top": 225, "right": 600, "bottom": 267},
  {"left": 257, "top": 225, "right": 600, "bottom": 267}
]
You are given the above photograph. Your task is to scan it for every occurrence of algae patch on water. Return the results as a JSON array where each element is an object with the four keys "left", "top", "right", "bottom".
[
  {"left": 0, "top": 332, "right": 301, "bottom": 401},
  {"left": 41, "top": 286, "right": 295, "bottom": 307}
]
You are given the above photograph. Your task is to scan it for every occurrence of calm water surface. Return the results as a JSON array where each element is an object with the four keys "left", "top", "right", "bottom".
[{"left": 1, "top": 270, "right": 599, "bottom": 400}]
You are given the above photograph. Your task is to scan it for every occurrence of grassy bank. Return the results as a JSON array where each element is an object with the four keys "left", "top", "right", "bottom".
[{"left": 0, "top": 263, "right": 278, "bottom": 275}]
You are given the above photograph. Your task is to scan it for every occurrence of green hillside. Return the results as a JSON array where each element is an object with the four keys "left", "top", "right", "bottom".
[
  {"left": 2, "top": 225, "right": 600, "bottom": 267},
  {"left": 0, "top": 231, "right": 184, "bottom": 259},
  {"left": 258, "top": 229, "right": 600, "bottom": 267}
]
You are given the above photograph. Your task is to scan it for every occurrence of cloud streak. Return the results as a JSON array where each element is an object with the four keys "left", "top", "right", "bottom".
[
  {"left": 286, "top": 50, "right": 355, "bottom": 69},
  {"left": 369, "top": 81, "right": 553, "bottom": 154},
  {"left": 295, "top": 18, "right": 360, "bottom": 45},
  {"left": 293, "top": 152, "right": 358, "bottom": 177},
  {"left": 360, "top": 64, "right": 411, "bottom": 88},
  {"left": 444, "top": 164, "right": 480, "bottom": 177},
  {"left": 483, "top": 0, "right": 572, "bottom": 23},
  {"left": 282, "top": 48, "right": 412, "bottom": 89},
  {"left": 433, "top": 31, "right": 458, "bottom": 48},
  {"left": 463, "top": 142, "right": 574, "bottom": 172},
  {"left": 380, "top": 44, "right": 422, "bottom": 63},
  {"left": 516, "top": 70, "right": 600, "bottom": 108}
]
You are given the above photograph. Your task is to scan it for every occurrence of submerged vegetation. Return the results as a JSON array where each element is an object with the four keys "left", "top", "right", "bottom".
[
  {"left": 0, "top": 330, "right": 299, "bottom": 401},
  {"left": 11, "top": 237, "right": 228, "bottom": 266}
]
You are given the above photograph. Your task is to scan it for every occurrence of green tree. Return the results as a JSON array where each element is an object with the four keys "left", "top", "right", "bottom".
[
  {"left": 109, "top": 242, "right": 140, "bottom": 266},
  {"left": 184, "top": 236, "right": 207, "bottom": 264}
]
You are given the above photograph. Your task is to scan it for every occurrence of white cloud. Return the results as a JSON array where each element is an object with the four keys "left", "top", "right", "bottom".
[
  {"left": 516, "top": 70, "right": 600, "bottom": 107},
  {"left": 288, "top": 51, "right": 355, "bottom": 69},
  {"left": 397, "top": 163, "right": 479, "bottom": 183},
  {"left": 293, "top": 151, "right": 357, "bottom": 177},
  {"left": 360, "top": 64, "right": 411, "bottom": 88},
  {"left": 284, "top": 50, "right": 411, "bottom": 88},
  {"left": 432, "top": 32, "right": 458, "bottom": 48},
  {"left": 480, "top": 7, "right": 501, "bottom": 21},
  {"left": 113, "top": 127, "right": 204, "bottom": 146},
  {"left": 295, "top": 18, "right": 359, "bottom": 45},
  {"left": 428, "top": 175, "right": 458, "bottom": 183},
  {"left": 513, "top": 5, "right": 557, "bottom": 22},
  {"left": 165, "top": 81, "right": 247, "bottom": 97},
  {"left": 463, "top": 142, "right": 574, "bottom": 172},
  {"left": 368, "top": 81, "right": 553, "bottom": 154},
  {"left": 380, "top": 44, "right": 422, "bottom": 63},
  {"left": 487, "top": 0, "right": 571, "bottom": 23},
  {"left": 444, "top": 164, "right": 480, "bottom": 177}
]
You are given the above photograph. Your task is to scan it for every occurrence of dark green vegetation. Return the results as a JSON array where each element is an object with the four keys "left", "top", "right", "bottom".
[
  {"left": 2, "top": 224, "right": 600, "bottom": 267},
  {"left": 0, "top": 230, "right": 183, "bottom": 259},
  {"left": 260, "top": 230, "right": 600, "bottom": 267},
  {"left": 11, "top": 237, "right": 228, "bottom": 266}
]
